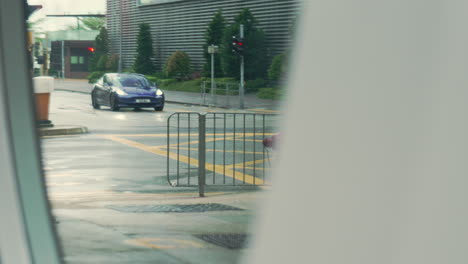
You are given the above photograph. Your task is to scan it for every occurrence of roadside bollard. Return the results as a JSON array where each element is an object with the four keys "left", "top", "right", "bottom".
[{"left": 33, "top": 76, "right": 55, "bottom": 128}]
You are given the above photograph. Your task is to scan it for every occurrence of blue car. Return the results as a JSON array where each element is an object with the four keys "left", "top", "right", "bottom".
[{"left": 91, "top": 73, "right": 165, "bottom": 111}]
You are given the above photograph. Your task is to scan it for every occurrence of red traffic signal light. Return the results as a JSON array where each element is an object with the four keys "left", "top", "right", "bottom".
[
  {"left": 231, "top": 36, "right": 245, "bottom": 55},
  {"left": 87, "top": 47, "right": 95, "bottom": 52}
]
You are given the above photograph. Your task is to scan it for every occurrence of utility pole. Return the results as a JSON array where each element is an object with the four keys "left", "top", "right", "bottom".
[
  {"left": 239, "top": 24, "right": 245, "bottom": 109},
  {"left": 61, "top": 40, "right": 65, "bottom": 79}
]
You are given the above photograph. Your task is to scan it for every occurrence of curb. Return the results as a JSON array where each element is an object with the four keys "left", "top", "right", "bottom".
[
  {"left": 39, "top": 126, "right": 88, "bottom": 137},
  {"left": 55, "top": 88, "right": 90, "bottom": 95},
  {"left": 164, "top": 100, "right": 231, "bottom": 109}
]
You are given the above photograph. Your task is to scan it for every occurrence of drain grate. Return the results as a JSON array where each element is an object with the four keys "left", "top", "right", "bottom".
[
  {"left": 107, "top": 203, "right": 244, "bottom": 213},
  {"left": 195, "top": 234, "right": 249, "bottom": 250}
]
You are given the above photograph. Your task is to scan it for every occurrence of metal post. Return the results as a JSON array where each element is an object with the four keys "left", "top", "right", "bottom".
[
  {"left": 118, "top": 0, "right": 123, "bottom": 73},
  {"left": 239, "top": 24, "right": 245, "bottom": 109},
  {"left": 198, "top": 114, "right": 206, "bottom": 197},
  {"left": 61, "top": 40, "right": 65, "bottom": 79},
  {"left": 211, "top": 51, "right": 215, "bottom": 105}
]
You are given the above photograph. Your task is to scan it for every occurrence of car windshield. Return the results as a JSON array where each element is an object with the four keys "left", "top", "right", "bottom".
[{"left": 115, "top": 75, "right": 152, "bottom": 88}]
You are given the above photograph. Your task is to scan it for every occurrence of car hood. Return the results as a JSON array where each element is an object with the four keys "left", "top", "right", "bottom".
[{"left": 121, "top": 87, "right": 156, "bottom": 96}]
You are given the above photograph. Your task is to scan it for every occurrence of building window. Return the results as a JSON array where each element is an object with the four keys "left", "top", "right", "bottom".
[{"left": 70, "top": 56, "right": 84, "bottom": 65}]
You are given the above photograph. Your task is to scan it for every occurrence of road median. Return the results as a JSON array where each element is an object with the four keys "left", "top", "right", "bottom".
[{"left": 39, "top": 125, "right": 88, "bottom": 137}]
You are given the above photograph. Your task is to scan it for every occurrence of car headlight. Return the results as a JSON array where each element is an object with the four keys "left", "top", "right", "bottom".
[
  {"left": 156, "top": 89, "right": 164, "bottom": 96},
  {"left": 115, "top": 89, "right": 127, "bottom": 96}
]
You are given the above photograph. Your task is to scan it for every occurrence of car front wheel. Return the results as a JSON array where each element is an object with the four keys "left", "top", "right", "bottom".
[
  {"left": 91, "top": 91, "right": 100, "bottom": 109},
  {"left": 110, "top": 93, "right": 120, "bottom": 111}
]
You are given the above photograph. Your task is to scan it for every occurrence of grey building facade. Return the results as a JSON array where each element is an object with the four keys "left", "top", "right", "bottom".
[{"left": 107, "top": 0, "right": 301, "bottom": 72}]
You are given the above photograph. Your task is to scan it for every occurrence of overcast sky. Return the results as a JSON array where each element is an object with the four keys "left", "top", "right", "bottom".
[{"left": 28, "top": 0, "right": 106, "bottom": 31}]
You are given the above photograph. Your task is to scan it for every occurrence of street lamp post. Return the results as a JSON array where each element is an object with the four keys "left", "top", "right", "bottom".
[{"left": 208, "top": 44, "right": 219, "bottom": 105}]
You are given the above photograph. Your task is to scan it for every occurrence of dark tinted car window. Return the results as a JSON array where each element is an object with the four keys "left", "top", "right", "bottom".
[{"left": 116, "top": 75, "right": 151, "bottom": 88}]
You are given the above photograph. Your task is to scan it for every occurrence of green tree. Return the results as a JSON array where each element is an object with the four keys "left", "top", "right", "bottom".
[
  {"left": 81, "top": 17, "right": 105, "bottom": 30},
  {"left": 89, "top": 27, "right": 109, "bottom": 72},
  {"left": 203, "top": 10, "right": 225, "bottom": 77},
  {"left": 133, "top": 23, "right": 155, "bottom": 75},
  {"left": 221, "top": 8, "right": 268, "bottom": 80},
  {"left": 165, "top": 51, "right": 191, "bottom": 80},
  {"left": 67, "top": 17, "right": 105, "bottom": 31},
  {"left": 268, "top": 53, "right": 287, "bottom": 82}
]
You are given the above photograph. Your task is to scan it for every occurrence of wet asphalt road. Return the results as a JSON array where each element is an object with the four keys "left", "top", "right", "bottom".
[{"left": 42, "top": 90, "right": 278, "bottom": 263}]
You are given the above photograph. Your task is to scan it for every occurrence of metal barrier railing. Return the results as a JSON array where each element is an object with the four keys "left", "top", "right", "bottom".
[
  {"left": 201, "top": 81, "right": 240, "bottom": 108},
  {"left": 167, "top": 112, "right": 278, "bottom": 196}
]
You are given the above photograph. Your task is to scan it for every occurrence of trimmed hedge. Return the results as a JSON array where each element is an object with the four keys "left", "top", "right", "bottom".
[
  {"left": 245, "top": 78, "right": 266, "bottom": 92},
  {"left": 256, "top": 88, "right": 282, "bottom": 100},
  {"left": 164, "top": 51, "right": 191, "bottom": 80}
]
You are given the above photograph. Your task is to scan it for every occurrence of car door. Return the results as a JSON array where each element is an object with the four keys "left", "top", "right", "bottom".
[
  {"left": 102, "top": 74, "right": 113, "bottom": 106},
  {"left": 93, "top": 76, "right": 105, "bottom": 105}
]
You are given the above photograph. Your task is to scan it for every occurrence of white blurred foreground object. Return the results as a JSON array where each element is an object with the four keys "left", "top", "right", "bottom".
[{"left": 245, "top": 0, "right": 468, "bottom": 263}]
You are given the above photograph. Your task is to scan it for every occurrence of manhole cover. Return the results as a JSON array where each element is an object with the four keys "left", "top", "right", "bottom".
[
  {"left": 107, "top": 203, "right": 244, "bottom": 213},
  {"left": 195, "top": 234, "right": 249, "bottom": 250}
]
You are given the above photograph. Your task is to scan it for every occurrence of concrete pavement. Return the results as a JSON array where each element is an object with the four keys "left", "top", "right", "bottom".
[{"left": 41, "top": 89, "right": 276, "bottom": 263}]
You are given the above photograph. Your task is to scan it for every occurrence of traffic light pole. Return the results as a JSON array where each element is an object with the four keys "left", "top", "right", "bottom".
[
  {"left": 211, "top": 50, "right": 215, "bottom": 104},
  {"left": 118, "top": 0, "right": 123, "bottom": 73},
  {"left": 240, "top": 24, "right": 245, "bottom": 109}
]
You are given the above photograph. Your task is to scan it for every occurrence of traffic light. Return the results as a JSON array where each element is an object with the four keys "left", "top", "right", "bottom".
[
  {"left": 87, "top": 47, "right": 95, "bottom": 52},
  {"left": 231, "top": 36, "right": 245, "bottom": 56}
]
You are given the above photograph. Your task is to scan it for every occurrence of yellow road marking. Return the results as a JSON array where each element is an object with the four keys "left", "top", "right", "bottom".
[
  {"left": 226, "top": 158, "right": 269, "bottom": 169},
  {"left": 126, "top": 238, "right": 204, "bottom": 249},
  {"left": 166, "top": 147, "right": 266, "bottom": 155},
  {"left": 166, "top": 136, "right": 231, "bottom": 148},
  {"left": 101, "top": 135, "right": 267, "bottom": 185},
  {"left": 243, "top": 166, "right": 270, "bottom": 171}
]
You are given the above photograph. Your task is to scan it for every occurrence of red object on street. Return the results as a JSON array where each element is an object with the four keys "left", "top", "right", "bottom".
[{"left": 263, "top": 133, "right": 280, "bottom": 149}]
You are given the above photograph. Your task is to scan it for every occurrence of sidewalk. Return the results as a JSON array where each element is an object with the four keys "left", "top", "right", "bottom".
[{"left": 54, "top": 78, "right": 281, "bottom": 110}]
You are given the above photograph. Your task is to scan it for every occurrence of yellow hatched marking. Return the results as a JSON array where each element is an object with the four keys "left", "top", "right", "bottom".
[
  {"left": 243, "top": 166, "right": 270, "bottom": 171},
  {"left": 165, "top": 147, "right": 265, "bottom": 155},
  {"left": 226, "top": 159, "right": 269, "bottom": 169},
  {"left": 166, "top": 136, "right": 230, "bottom": 148},
  {"left": 101, "top": 135, "right": 266, "bottom": 185}
]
